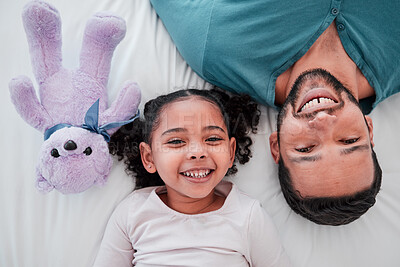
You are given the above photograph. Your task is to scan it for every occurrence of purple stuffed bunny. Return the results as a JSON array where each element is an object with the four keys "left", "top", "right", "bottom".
[{"left": 9, "top": 0, "right": 141, "bottom": 194}]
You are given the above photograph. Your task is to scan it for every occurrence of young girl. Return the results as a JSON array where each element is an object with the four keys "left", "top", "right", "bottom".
[{"left": 93, "top": 88, "right": 291, "bottom": 267}]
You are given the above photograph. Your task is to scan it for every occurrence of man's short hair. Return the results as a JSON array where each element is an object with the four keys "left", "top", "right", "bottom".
[{"left": 278, "top": 149, "right": 382, "bottom": 225}]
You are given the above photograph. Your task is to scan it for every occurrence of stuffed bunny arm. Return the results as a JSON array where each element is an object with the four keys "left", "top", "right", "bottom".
[
  {"left": 9, "top": 76, "right": 53, "bottom": 132},
  {"left": 100, "top": 81, "right": 141, "bottom": 136}
]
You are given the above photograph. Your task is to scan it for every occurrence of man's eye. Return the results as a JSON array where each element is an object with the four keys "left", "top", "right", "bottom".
[
  {"left": 343, "top": 138, "right": 359, "bottom": 144},
  {"left": 295, "top": 146, "right": 313, "bottom": 153}
]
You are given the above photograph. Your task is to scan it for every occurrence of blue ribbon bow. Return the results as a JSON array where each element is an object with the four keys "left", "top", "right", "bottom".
[{"left": 44, "top": 99, "right": 140, "bottom": 142}]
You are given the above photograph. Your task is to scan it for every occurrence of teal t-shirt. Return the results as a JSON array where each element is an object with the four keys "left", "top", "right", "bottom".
[{"left": 150, "top": 0, "right": 400, "bottom": 114}]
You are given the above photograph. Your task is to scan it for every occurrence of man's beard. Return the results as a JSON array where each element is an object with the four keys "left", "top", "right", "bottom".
[{"left": 277, "top": 68, "right": 360, "bottom": 133}]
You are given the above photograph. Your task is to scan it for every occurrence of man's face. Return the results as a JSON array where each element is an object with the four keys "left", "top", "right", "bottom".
[{"left": 270, "top": 69, "right": 375, "bottom": 198}]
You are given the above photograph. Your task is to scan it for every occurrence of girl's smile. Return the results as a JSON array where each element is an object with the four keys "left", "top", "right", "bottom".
[{"left": 180, "top": 169, "right": 214, "bottom": 184}]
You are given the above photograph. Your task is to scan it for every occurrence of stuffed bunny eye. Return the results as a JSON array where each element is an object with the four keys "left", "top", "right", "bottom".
[
  {"left": 83, "top": 147, "right": 92, "bottom": 156},
  {"left": 51, "top": 149, "right": 60, "bottom": 158}
]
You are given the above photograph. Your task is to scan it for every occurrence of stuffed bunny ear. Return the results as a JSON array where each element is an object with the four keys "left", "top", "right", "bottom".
[
  {"left": 36, "top": 174, "right": 54, "bottom": 193},
  {"left": 79, "top": 12, "right": 126, "bottom": 88},
  {"left": 99, "top": 81, "right": 141, "bottom": 136},
  {"left": 22, "top": 0, "right": 62, "bottom": 85}
]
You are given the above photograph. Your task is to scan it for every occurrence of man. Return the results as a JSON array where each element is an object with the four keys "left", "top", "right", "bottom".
[
  {"left": 269, "top": 67, "right": 381, "bottom": 225},
  {"left": 149, "top": 1, "right": 399, "bottom": 225}
]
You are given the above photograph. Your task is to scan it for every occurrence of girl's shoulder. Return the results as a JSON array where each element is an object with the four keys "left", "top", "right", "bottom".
[
  {"left": 222, "top": 182, "right": 276, "bottom": 233},
  {"left": 218, "top": 181, "right": 261, "bottom": 214},
  {"left": 112, "top": 186, "right": 164, "bottom": 216},
  {"left": 124, "top": 186, "right": 161, "bottom": 204}
]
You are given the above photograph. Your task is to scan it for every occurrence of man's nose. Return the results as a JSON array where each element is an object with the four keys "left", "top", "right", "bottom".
[{"left": 308, "top": 112, "right": 337, "bottom": 130}]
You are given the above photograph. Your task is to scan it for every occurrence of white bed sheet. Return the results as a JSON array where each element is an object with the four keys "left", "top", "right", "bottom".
[{"left": 1, "top": 1, "right": 399, "bottom": 266}]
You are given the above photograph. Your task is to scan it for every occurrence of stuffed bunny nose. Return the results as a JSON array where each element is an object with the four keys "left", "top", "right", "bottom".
[{"left": 64, "top": 140, "right": 77, "bottom": 150}]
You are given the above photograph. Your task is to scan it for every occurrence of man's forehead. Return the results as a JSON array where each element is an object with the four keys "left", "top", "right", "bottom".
[{"left": 286, "top": 149, "right": 374, "bottom": 198}]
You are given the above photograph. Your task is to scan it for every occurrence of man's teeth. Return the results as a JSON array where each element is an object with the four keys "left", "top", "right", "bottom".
[
  {"left": 182, "top": 170, "right": 211, "bottom": 178},
  {"left": 301, "top": 97, "right": 335, "bottom": 111}
]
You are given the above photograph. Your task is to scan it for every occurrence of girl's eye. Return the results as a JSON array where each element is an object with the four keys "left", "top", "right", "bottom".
[
  {"left": 167, "top": 139, "right": 184, "bottom": 145},
  {"left": 206, "top": 136, "right": 223, "bottom": 142},
  {"left": 295, "top": 146, "right": 314, "bottom": 153},
  {"left": 343, "top": 137, "right": 360, "bottom": 144}
]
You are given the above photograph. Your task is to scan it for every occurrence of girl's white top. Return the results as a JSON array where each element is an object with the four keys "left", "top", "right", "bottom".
[{"left": 93, "top": 181, "right": 291, "bottom": 267}]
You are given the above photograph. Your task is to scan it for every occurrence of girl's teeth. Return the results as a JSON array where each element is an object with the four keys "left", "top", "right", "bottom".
[{"left": 183, "top": 170, "right": 210, "bottom": 178}]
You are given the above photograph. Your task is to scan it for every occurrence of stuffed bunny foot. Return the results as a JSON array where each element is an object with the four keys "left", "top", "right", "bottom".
[
  {"left": 23, "top": 0, "right": 61, "bottom": 40},
  {"left": 23, "top": 0, "right": 62, "bottom": 85},
  {"left": 79, "top": 12, "right": 127, "bottom": 87},
  {"left": 85, "top": 12, "right": 126, "bottom": 46}
]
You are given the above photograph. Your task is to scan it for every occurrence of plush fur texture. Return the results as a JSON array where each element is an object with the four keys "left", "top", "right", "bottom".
[{"left": 9, "top": 0, "right": 141, "bottom": 194}]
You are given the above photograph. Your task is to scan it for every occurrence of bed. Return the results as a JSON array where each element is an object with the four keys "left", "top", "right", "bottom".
[{"left": 1, "top": 0, "right": 400, "bottom": 266}]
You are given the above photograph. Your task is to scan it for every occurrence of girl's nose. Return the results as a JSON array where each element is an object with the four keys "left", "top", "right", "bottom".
[
  {"left": 190, "top": 155, "right": 206, "bottom": 159},
  {"left": 188, "top": 142, "right": 207, "bottom": 160},
  {"left": 308, "top": 112, "right": 337, "bottom": 130}
]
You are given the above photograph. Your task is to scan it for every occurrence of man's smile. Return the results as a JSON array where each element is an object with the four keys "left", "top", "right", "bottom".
[{"left": 297, "top": 88, "right": 338, "bottom": 113}]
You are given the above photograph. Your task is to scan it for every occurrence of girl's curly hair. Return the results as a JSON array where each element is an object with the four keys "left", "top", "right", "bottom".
[{"left": 109, "top": 88, "right": 260, "bottom": 189}]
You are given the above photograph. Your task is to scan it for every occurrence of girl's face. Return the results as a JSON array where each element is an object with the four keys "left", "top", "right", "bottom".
[{"left": 140, "top": 97, "right": 236, "bottom": 204}]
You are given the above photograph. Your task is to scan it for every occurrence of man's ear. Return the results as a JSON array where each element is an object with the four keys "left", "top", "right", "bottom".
[
  {"left": 365, "top": 115, "right": 374, "bottom": 147},
  {"left": 269, "top": 132, "right": 280, "bottom": 164},
  {"left": 139, "top": 142, "right": 157, "bottom": 173}
]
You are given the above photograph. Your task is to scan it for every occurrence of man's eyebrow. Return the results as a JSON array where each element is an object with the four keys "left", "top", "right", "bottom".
[
  {"left": 288, "top": 144, "right": 370, "bottom": 163},
  {"left": 289, "top": 154, "right": 322, "bottom": 163},
  {"left": 161, "top": 128, "right": 187, "bottom": 136},
  {"left": 340, "top": 144, "right": 370, "bottom": 155}
]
